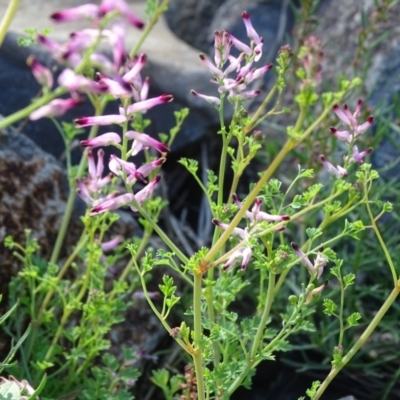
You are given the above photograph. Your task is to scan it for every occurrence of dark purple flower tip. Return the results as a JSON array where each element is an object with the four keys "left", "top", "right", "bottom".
[
  {"left": 332, "top": 104, "right": 339, "bottom": 111},
  {"left": 357, "top": 99, "right": 363, "bottom": 107},
  {"left": 160, "top": 93, "right": 174, "bottom": 103},
  {"left": 153, "top": 175, "right": 162, "bottom": 185},
  {"left": 320, "top": 154, "right": 327, "bottom": 162},
  {"left": 275, "top": 226, "right": 286, "bottom": 232},
  {"left": 50, "top": 12, "right": 64, "bottom": 21},
  {"left": 212, "top": 218, "right": 222, "bottom": 227},
  {"left": 266, "top": 63, "right": 273, "bottom": 70},
  {"left": 367, "top": 116, "right": 374, "bottom": 124},
  {"left": 329, "top": 127, "right": 337, "bottom": 134},
  {"left": 242, "top": 10, "right": 250, "bottom": 20},
  {"left": 199, "top": 54, "right": 206, "bottom": 61},
  {"left": 291, "top": 242, "right": 299, "bottom": 251},
  {"left": 318, "top": 247, "right": 324, "bottom": 252},
  {"left": 281, "top": 215, "right": 290, "bottom": 221},
  {"left": 232, "top": 193, "right": 239, "bottom": 202}
]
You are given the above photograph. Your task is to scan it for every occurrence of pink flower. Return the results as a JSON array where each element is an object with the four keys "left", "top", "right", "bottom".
[
  {"left": 101, "top": 235, "right": 123, "bottom": 252},
  {"left": 86, "top": 149, "right": 112, "bottom": 192},
  {"left": 212, "top": 219, "right": 249, "bottom": 241},
  {"left": 332, "top": 100, "right": 374, "bottom": 139},
  {"left": 75, "top": 114, "right": 128, "bottom": 128},
  {"left": 109, "top": 155, "right": 144, "bottom": 184},
  {"left": 58, "top": 69, "right": 108, "bottom": 94},
  {"left": 81, "top": 132, "right": 121, "bottom": 148},
  {"left": 320, "top": 155, "right": 348, "bottom": 179},
  {"left": 213, "top": 30, "right": 232, "bottom": 67},
  {"left": 291, "top": 242, "right": 327, "bottom": 279},
  {"left": 347, "top": 145, "right": 373, "bottom": 165},
  {"left": 136, "top": 157, "right": 166, "bottom": 179},
  {"left": 125, "top": 130, "right": 170, "bottom": 155},
  {"left": 90, "top": 192, "right": 135, "bottom": 215},
  {"left": 122, "top": 53, "right": 146, "bottom": 83},
  {"left": 191, "top": 90, "right": 221, "bottom": 106},
  {"left": 30, "top": 98, "right": 81, "bottom": 120},
  {"left": 27, "top": 56, "right": 53, "bottom": 89},
  {"left": 129, "top": 175, "right": 161, "bottom": 211},
  {"left": 223, "top": 246, "right": 252, "bottom": 271},
  {"left": 99, "top": 0, "right": 144, "bottom": 29},
  {"left": 232, "top": 194, "right": 289, "bottom": 223},
  {"left": 124, "top": 94, "right": 174, "bottom": 115},
  {"left": 96, "top": 73, "right": 132, "bottom": 98},
  {"left": 50, "top": 4, "right": 100, "bottom": 22},
  {"left": 242, "top": 11, "right": 263, "bottom": 46}
]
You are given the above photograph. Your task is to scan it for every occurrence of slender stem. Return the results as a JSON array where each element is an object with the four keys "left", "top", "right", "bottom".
[
  {"left": 37, "top": 234, "right": 88, "bottom": 321},
  {"left": 250, "top": 271, "right": 275, "bottom": 359},
  {"left": 338, "top": 273, "right": 345, "bottom": 346},
  {"left": 364, "top": 180, "right": 398, "bottom": 285},
  {"left": 313, "top": 285, "right": 400, "bottom": 400},
  {"left": 193, "top": 271, "right": 206, "bottom": 400},
  {"left": 131, "top": 200, "right": 189, "bottom": 264},
  {"left": 0, "top": 0, "right": 20, "bottom": 47}
]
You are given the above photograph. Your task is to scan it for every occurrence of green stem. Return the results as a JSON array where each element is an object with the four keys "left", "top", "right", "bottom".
[
  {"left": 131, "top": 200, "right": 188, "bottom": 264},
  {"left": 364, "top": 180, "right": 398, "bottom": 285},
  {"left": 193, "top": 272, "right": 206, "bottom": 400},
  {"left": 250, "top": 270, "right": 275, "bottom": 359},
  {"left": 38, "top": 234, "right": 88, "bottom": 321},
  {"left": 313, "top": 285, "right": 400, "bottom": 400},
  {"left": 0, "top": 0, "right": 20, "bottom": 47}
]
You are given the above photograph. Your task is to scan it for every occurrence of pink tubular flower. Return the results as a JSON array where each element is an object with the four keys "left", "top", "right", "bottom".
[
  {"left": 223, "top": 246, "right": 252, "bottom": 271},
  {"left": 129, "top": 175, "right": 161, "bottom": 211},
  {"left": 137, "top": 157, "right": 166, "bottom": 179},
  {"left": 329, "top": 127, "right": 352, "bottom": 143},
  {"left": 212, "top": 218, "right": 249, "bottom": 241},
  {"left": 96, "top": 73, "right": 132, "bottom": 98},
  {"left": 99, "top": 0, "right": 144, "bottom": 29},
  {"left": 81, "top": 132, "right": 121, "bottom": 148},
  {"left": 242, "top": 11, "right": 262, "bottom": 45},
  {"left": 124, "top": 94, "right": 173, "bottom": 115},
  {"left": 347, "top": 145, "right": 373, "bottom": 165},
  {"left": 87, "top": 149, "right": 112, "bottom": 192},
  {"left": 332, "top": 100, "right": 374, "bottom": 138},
  {"left": 125, "top": 130, "right": 170, "bottom": 155},
  {"left": 291, "top": 243, "right": 327, "bottom": 279},
  {"left": 122, "top": 53, "right": 147, "bottom": 83},
  {"left": 320, "top": 155, "right": 348, "bottom": 179},
  {"left": 30, "top": 98, "right": 81, "bottom": 120},
  {"left": 27, "top": 56, "right": 53, "bottom": 89},
  {"left": 109, "top": 154, "right": 144, "bottom": 184},
  {"left": 75, "top": 114, "right": 127, "bottom": 128},
  {"left": 213, "top": 30, "right": 232, "bottom": 67},
  {"left": 232, "top": 194, "right": 290, "bottom": 224},
  {"left": 50, "top": 4, "right": 100, "bottom": 22},
  {"left": 101, "top": 235, "right": 123, "bottom": 252},
  {"left": 58, "top": 69, "right": 108, "bottom": 94},
  {"left": 191, "top": 90, "right": 221, "bottom": 106},
  {"left": 90, "top": 192, "right": 135, "bottom": 215}
]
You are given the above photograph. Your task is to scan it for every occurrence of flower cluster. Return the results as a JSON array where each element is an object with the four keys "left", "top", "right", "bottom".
[
  {"left": 27, "top": 1, "right": 172, "bottom": 216},
  {"left": 213, "top": 194, "right": 290, "bottom": 271},
  {"left": 191, "top": 11, "right": 272, "bottom": 105},
  {"left": 321, "top": 99, "right": 374, "bottom": 178}
]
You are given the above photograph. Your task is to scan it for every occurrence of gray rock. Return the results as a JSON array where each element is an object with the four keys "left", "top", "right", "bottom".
[{"left": 164, "top": 0, "right": 226, "bottom": 52}]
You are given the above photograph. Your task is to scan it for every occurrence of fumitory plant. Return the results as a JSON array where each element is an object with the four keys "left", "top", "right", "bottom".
[{"left": 0, "top": 0, "right": 399, "bottom": 399}]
